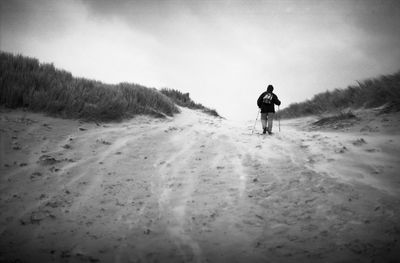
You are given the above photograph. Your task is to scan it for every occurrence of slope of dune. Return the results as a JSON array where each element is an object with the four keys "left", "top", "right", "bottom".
[{"left": 1, "top": 107, "right": 399, "bottom": 262}]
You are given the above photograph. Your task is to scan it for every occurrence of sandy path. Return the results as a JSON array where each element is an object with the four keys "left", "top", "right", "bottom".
[{"left": 1, "top": 108, "right": 400, "bottom": 262}]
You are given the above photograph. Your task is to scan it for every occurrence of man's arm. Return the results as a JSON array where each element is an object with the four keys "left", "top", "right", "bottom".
[
  {"left": 274, "top": 94, "right": 281, "bottom": 106},
  {"left": 257, "top": 93, "right": 265, "bottom": 108}
]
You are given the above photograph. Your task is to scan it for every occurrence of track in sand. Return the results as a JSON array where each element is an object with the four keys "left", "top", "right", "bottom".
[{"left": 1, "top": 107, "right": 399, "bottom": 262}]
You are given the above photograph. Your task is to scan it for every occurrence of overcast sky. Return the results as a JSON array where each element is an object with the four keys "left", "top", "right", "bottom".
[{"left": 1, "top": 0, "right": 400, "bottom": 120}]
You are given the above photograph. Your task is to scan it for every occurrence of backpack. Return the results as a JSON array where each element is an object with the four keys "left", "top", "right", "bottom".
[{"left": 263, "top": 93, "right": 273, "bottom": 104}]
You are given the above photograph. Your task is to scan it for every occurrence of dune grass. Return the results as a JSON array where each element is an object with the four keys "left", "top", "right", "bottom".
[
  {"left": 280, "top": 71, "right": 400, "bottom": 119},
  {"left": 0, "top": 51, "right": 180, "bottom": 121},
  {"left": 160, "top": 88, "right": 221, "bottom": 117}
]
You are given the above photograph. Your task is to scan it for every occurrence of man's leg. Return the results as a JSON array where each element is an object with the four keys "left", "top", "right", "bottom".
[
  {"left": 261, "top": 113, "right": 267, "bottom": 134},
  {"left": 267, "top": 112, "right": 274, "bottom": 133}
]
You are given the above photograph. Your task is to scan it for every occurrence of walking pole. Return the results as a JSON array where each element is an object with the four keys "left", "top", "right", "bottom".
[
  {"left": 278, "top": 106, "right": 281, "bottom": 132},
  {"left": 251, "top": 110, "right": 260, "bottom": 134}
]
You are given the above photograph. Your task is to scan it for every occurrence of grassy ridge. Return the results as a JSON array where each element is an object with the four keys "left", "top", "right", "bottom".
[
  {"left": 280, "top": 71, "right": 400, "bottom": 119},
  {"left": 0, "top": 51, "right": 181, "bottom": 121},
  {"left": 160, "top": 88, "right": 220, "bottom": 117}
]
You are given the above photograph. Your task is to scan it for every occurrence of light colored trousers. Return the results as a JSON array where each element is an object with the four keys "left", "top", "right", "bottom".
[{"left": 261, "top": 112, "right": 274, "bottom": 132}]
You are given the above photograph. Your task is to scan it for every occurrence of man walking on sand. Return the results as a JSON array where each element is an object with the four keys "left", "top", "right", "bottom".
[{"left": 257, "top": 84, "right": 281, "bottom": 135}]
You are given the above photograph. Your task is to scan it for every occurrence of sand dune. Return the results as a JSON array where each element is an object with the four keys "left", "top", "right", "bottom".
[{"left": 1, "top": 107, "right": 399, "bottom": 262}]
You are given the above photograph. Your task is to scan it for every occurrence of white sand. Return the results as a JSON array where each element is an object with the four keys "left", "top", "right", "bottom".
[{"left": 1, "top": 107, "right": 399, "bottom": 262}]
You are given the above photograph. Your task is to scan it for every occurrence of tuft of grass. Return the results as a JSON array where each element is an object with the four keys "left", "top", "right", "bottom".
[
  {"left": 201, "top": 108, "right": 220, "bottom": 118},
  {"left": 160, "top": 88, "right": 221, "bottom": 117},
  {"left": 0, "top": 51, "right": 179, "bottom": 121},
  {"left": 280, "top": 70, "right": 400, "bottom": 119},
  {"left": 313, "top": 111, "right": 358, "bottom": 126},
  {"left": 378, "top": 102, "right": 400, "bottom": 114}
]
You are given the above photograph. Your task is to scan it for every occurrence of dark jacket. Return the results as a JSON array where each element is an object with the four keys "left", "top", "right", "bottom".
[{"left": 257, "top": 91, "right": 281, "bottom": 113}]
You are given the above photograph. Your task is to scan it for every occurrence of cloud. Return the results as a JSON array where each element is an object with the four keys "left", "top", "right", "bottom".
[{"left": 1, "top": 0, "right": 79, "bottom": 41}]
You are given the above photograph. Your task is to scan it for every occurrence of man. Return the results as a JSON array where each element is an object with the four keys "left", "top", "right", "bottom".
[{"left": 257, "top": 84, "right": 281, "bottom": 134}]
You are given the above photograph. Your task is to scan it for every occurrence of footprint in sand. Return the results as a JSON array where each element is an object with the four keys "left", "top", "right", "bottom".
[
  {"left": 30, "top": 172, "right": 42, "bottom": 179},
  {"left": 96, "top": 139, "right": 112, "bottom": 145},
  {"left": 38, "top": 155, "right": 61, "bottom": 165},
  {"left": 365, "top": 148, "right": 378, "bottom": 153},
  {"left": 12, "top": 144, "right": 21, "bottom": 150},
  {"left": 352, "top": 138, "right": 367, "bottom": 146},
  {"left": 335, "top": 146, "right": 348, "bottom": 153},
  {"left": 371, "top": 165, "right": 384, "bottom": 174}
]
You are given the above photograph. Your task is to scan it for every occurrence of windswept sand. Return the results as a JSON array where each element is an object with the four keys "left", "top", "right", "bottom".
[{"left": 1, "top": 107, "right": 399, "bottom": 263}]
